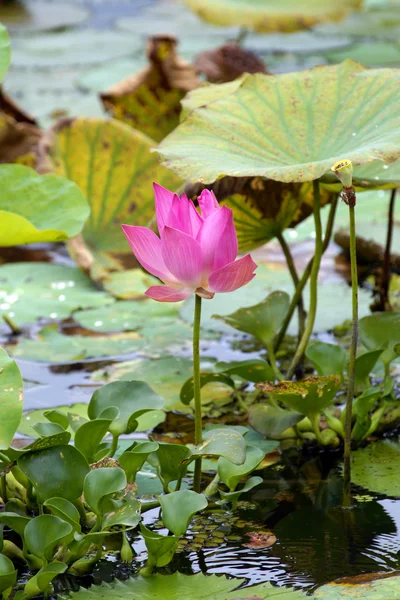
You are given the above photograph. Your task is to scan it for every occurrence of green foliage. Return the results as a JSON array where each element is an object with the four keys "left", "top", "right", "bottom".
[
  {"left": 148, "top": 443, "right": 191, "bottom": 492},
  {"left": 159, "top": 490, "right": 208, "bottom": 536},
  {"left": 190, "top": 428, "right": 246, "bottom": 465},
  {"left": 0, "top": 554, "right": 17, "bottom": 594},
  {"left": 314, "top": 572, "right": 400, "bottom": 598},
  {"left": 350, "top": 440, "right": 400, "bottom": 496},
  {"left": 119, "top": 442, "right": 159, "bottom": 482},
  {"left": 83, "top": 467, "right": 127, "bottom": 516},
  {"left": 215, "top": 359, "right": 275, "bottom": 383},
  {"left": 88, "top": 381, "right": 164, "bottom": 439},
  {"left": 218, "top": 445, "right": 264, "bottom": 491},
  {"left": 74, "top": 415, "right": 117, "bottom": 463},
  {"left": 24, "top": 514, "right": 72, "bottom": 562},
  {"left": 139, "top": 525, "right": 179, "bottom": 574},
  {"left": 180, "top": 372, "right": 235, "bottom": 405},
  {"left": 22, "top": 562, "right": 67, "bottom": 599},
  {"left": 18, "top": 445, "right": 90, "bottom": 503},
  {"left": 305, "top": 342, "right": 346, "bottom": 379},
  {"left": 249, "top": 404, "right": 303, "bottom": 438},
  {"left": 359, "top": 312, "right": 400, "bottom": 371},
  {"left": 219, "top": 476, "right": 263, "bottom": 509},
  {"left": 0, "top": 349, "right": 23, "bottom": 450},
  {"left": 43, "top": 498, "right": 81, "bottom": 532},
  {"left": 354, "top": 349, "right": 384, "bottom": 391},
  {"left": 0, "top": 165, "right": 90, "bottom": 247},
  {"left": 214, "top": 291, "right": 290, "bottom": 349},
  {"left": 0, "top": 263, "right": 112, "bottom": 326},
  {"left": 158, "top": 62, "right": 400, "bottom": 185}
]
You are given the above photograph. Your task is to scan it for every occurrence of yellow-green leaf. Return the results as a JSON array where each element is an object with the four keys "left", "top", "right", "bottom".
[
  {"left": 48, "top": 117, "right": 181, "bottom": 270},
  {"left": 184, "top": 0, "right": 361, "bottom": 33},
  {"left": 158, "top": 61, "right": 400, "bottom": 184}
]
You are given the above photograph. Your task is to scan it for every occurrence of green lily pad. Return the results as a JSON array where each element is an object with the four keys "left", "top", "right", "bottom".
[
  {"left": 325, "top": 41, "right": 400, "bottom": 68},
  {"left": 74, "top": 301, "right": 179, "bottom": 332},
  {"left": 314, "top": 572, "right": 400, "bottom": 598},
  {"left": 0, "top": 1, "right": 89, "bottom": 33},
  {"left": 11, "top": 325, "right": 143, "bottom": 363},
  {"left": 0, "top": 23, "right": 10, "bottom": 82},
  {"left": 78, "top": 57, "right": 147, "bottom": 92},
  {"left": 158, "top": 62, "right": 400, "bottom": 184},
  {"left": 245, "top": 30, "right": 352, "bottom": 53},
  {"left": 100, "top": 269, "right": 161, "bottom": 300},
  {"left": 0, "top": 348, "right": 23, "bottom": 450},
  {"left": 183, "top": 0, "right": 360, "bottom": 33},
  {"left": 350, "top": 440, "right": 400, "bottom": 497},
  {"left": 10, "top": 30, "right": 141, "bottom": 68},
  {"left": 0, "top": 165, "right": 90, "bottom": 246},
  {"left": 49, "top": 117, "right": 181, "bottom": 273},
  {"left": 67, "top": 572, "right": 304, "bottom": 599},
  {"left": 0, "top": 263, "right": 113, "bottom": 326},
  {"left": 313, "top": 9, "right": 400, "bottom": 40}
]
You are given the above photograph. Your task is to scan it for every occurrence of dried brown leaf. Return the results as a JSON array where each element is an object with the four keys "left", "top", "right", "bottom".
[{"left": 195, "top": 42, "right": 267, "bottom": 83}]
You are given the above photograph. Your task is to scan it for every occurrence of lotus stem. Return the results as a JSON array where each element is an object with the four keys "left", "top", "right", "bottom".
[
  {"left": 266, "top": 342, "right": 283, "bottom": 381},
  {"left": 286, "top": 180, "right": 323, "bottom": 379},
  {"left": 275, "top": 194, "right": 338, "bottom": 353},
  {"left": 343, "top": 200, "right": 358, "bottom": 507},
  {"left": 276, "top": 232, "right": 306, "bottom": 344},
  {"left": 379, "top": 188, "right": 397, "bottom": 311},
  {"left": 193, "top": 294, "right": 203, "bottom": 493}
]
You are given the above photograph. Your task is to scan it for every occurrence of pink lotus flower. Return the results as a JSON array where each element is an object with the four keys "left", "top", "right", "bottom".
[{"left": 122, "top": 184, "right": 257, "bottom": 302}]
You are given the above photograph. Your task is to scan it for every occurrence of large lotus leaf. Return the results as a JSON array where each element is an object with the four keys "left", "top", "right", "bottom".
[
  {"left": 314, "top": 572, "right": 400, "bottom": 598},
  {"left": 0, "top": 2, "right": 88, "bottom": 33},
  {"left": 0, "top": 263, "right": 112, "bottom": 326},
  {"left": 88, "top": 380, "right": 164, "bottom": 437},
  {"left": 101, "top": 36, "right": 199, "bottom": 143},
  {"left": 158, "top": 62, "right": 400, "bottom": 184},
  {"left": 0, "top": 23, "right": 10, "bottom": 83},
  {"left": 183, "top": 0, "right": 360, "bottom": 32},
  {"left": 259, "top": 375, "right": 341, "bottom": 419},
  {"left": 0, "top": 165, "right": 89, "bottom": 246},
  {"left": 359, "top": 312, "right": 400, "bottom": 368},
  {"left": 67, "top": 572, "right": 305, "bottom": 599},
  {"left": 17, "top": 444, "right": 90, "bottom": 502},
  {"left": 350, "top": 440, "right": 400, "bottom": 496},
  {"left": 0, "top": 348, "right": 23, "bottom": 449},
  {"left": 159, "top": 490, "right": 208, "bottom": 536},
  {"left": 9, "top": 30, "right": 141, "bottom": 68},
  {"left": 47, "top": 117, "right": 181, "bottom": 271}
]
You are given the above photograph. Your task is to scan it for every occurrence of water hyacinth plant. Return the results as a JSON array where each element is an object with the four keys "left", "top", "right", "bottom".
[{"left": 122, "top": 184, "right": 257, "bottom": 491}]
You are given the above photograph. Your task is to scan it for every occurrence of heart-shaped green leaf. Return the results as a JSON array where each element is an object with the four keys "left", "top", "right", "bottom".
[
  {"left": 190, "top": 428, "right": 246, "bottom": 465},
  {"left": 0, "top": 165, "right": 89, "bottom": 246},
  {"left": 0, "top": 554, "right": 17, "bottom": 594},
  {"left": 159, "top": 490, "right": 208, "bottom": 537},
  {"left": 140, "top": 524, "right": 179, "bottom": 570},
  {"left": 43, "top": 498, "right": 81, "bottom": 532},
  {"left": 180, "top": 372, "right": 235, "bottom": 405},
  {"left": 88, "top": 381, "right": 164, "bottom": 437},
  {"left": 119, "top": 441, "right": 159, "bottom": 482},
  {"left": 354, "top": 349, "right": 384, "bottom": 391},
  {"left": 214, "top": 291, "right": 290, "bottom": 348},
  {"left": 23, "top": 562, "right": 68, "bottom": 599},
  {"left": 102, "top": 496, "right": 141, "bottom": 529},
  {"left": 83, "top": 467, "right": 127, "bottom": 515},
  {"left": 305, "top": 341, "right": 346, "bottom": 378},
  {"left": 74, "top": 415, "right": 117, "bottom": 463},
  {"left": 158, "top": 62, "right": 400, "bottom": 185},
  {"left": 218, "top": 445, "right": 265, "bottom": 491},
  {"left": 25, "top": 514, "right": 72, "bottom": 561},
  {"left": 0, "top": 24, "right": 10, "bottom": 83},
  {"left": 184, "top": 0, "right": 360, "bottom": 32},
  {"left": 148, "top": 443, "right": 191, "bottom": 491},
  {"left": 0, "top": 513, "right": 30, "bottom": 538},
  {"left": 259, "top": 375, "right": 341, "bottom": 420},
  {"left": 216, "top": 359, "right": 276, "bottom": 383},
  {"left": 219, "top": 476, "right": 263, "bottom": 509},
  {"left": 18, "top": 445, "right": 90, "bottom": 503},
  {"left": 359, "top": 312, "right": 400, "bottom": 369},
  {"left": 0, "top": 348, "right": 23, "bottom": 450}
]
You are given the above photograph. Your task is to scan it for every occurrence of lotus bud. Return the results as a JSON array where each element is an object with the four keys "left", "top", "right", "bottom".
[{"left": 331, "top": 159, "right": 356, "bottom": 206}]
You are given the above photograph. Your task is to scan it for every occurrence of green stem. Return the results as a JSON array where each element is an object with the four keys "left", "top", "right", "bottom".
[
  {"left": 107, "top": 434, "right": 119, "bottom": 458},
  {"left": 286, "top": 180, "right": 323, "bottom": 379},
  {"left": 311, "top": 413, "right": 324, "bottom": 446},
  {"left": 74, "top": 498, "right": 87, "bottom": 527},
  {"left": 266, "top": 341, "right": 283, "bottom": 381},
  {"left": 0, "top": 476, "right": 7, "bottom": 504},
  {"left": 275, "top": 194, "right": 338, "bottom": 353},
  {"left": 193, "top": 294, "right": 203, "bottom": 494},
  {"left": 343, "top": 202, "right": 358, "bottom": 508},
  {"left": 277, "top": 232, "right": 306, "bottom": 343}
]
